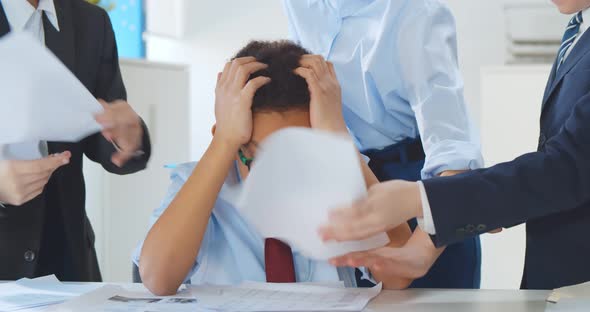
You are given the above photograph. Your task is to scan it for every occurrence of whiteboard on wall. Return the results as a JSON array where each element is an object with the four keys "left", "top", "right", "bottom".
[{"left": 84, "top": 59, "right": 191, "bottom": 282}]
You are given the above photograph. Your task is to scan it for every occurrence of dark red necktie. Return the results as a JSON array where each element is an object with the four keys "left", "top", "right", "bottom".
[{"left": 264, "top": 238, "right": 296, "bottom": 283}]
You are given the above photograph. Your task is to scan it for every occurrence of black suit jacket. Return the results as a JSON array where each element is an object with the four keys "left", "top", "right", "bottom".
[
  {"left": 0, "top": 0, "right": 151, "bottom": 281},
  {"left": 423, "top": 28, "right": 590, "bottom": 290}
]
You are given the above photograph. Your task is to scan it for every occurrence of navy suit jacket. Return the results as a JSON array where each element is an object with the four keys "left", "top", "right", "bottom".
[{"left": 423, "top": 29, "right": 590, "bottom": 290}]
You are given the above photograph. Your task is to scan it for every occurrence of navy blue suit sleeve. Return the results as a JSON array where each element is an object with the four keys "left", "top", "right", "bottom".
[
  {"left": 422, "top": 91, "right": 590, "bottom": 247},
  {"left": 81, "top": 9, "right": 151, "bottom": 174}
]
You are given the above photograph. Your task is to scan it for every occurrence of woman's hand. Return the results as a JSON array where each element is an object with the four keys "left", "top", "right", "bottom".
[
  {"left": 295, "top": 55, "right": 347, "bottom": 134},
  {"left": 95, "top": 99, "right": 144, "bottom": 167},
  {"left": 0, "top": 152, "right": 71, "bottom": 206},
  {"left": 329, "top": 228, "right": 444, "bottom": 288},
  {"left": 214, "top": 57, "right": 271, "bottom": 148},
  {"left": 319, "top": 180, "right": 423, "bottom": 242}
]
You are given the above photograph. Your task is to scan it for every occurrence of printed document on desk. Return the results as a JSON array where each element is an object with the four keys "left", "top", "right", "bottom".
[
  {"left": 0, "top": 32, "right": 103, "bottom": 145},
  {"left": 50, "top": 284, "right": 204, "bottom": 312},
  {"left": 236, "top": 128, "right": 390, "bottom": 260},
  {"left": 192, "top": 281, "right": 382, "bottom": 312}
]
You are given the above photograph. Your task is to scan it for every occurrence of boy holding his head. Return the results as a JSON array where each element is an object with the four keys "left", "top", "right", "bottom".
[{"left": 134, "top": 41, "right": 412, "bottom": 295}]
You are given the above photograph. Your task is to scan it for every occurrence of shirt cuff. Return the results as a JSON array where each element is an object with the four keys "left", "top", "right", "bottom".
[
  {"left": 421, "top": 141, "right": 484, "bottom": 179},
  {"left": 360, "top": 153, "right": 371, "bottom": 164},
  {"left": 416, "top": 181, "right": 436, "bottom": 235},
  {"left": 358, "top": 267, "right": 377, "bottom": 285}
]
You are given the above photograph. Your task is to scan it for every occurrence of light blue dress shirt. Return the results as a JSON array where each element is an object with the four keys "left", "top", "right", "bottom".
[
  {"left": 283, "top": 0, "right": 483, "bottom": 178},
  {"left": 133, "top": 162, "right": 360, "bottom": 287}
]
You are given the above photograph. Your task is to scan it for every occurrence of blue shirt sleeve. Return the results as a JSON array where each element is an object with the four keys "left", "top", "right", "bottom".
[
  {"left": 395, "top": 2, "right": 483, "bottom": 178},
  {"left": 132, "top": 162, "right": 210, "bottom": 283},
  {"left": 282, "top": 0, "right": 301, "bottom": 44}
]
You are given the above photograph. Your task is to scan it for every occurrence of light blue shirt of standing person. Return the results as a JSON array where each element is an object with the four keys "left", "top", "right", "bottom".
[
  {"left": 132, "top": 162, "right": 361, "bottom": 287},
  {"left": 282, "top": 0, "right": 484, "bottom": 178}
]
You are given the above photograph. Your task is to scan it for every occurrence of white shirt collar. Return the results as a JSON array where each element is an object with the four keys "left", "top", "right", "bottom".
[
  {"left": 2, "top": 0, "right": 60, "bottom": 32},
  {"left": 580, "top": 8, "right": 590, "bottom": 35}
]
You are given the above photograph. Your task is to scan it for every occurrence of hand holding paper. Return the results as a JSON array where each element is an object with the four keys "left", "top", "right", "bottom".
[
  {"left": 0, "top": 152, "right": 71, "bottom": 206},
  {"left": 95, "top": 99, "right": 144, "bottom": 167},
  {"left": 236, "top": 127, "right": 390, "bottom": 260},
  {"left": 319, "top": 180, "right": 423, "bottom": 242}
]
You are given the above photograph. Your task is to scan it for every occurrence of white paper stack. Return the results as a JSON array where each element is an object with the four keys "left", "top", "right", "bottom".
[
  {"left": 236, "top": 127, "right": 390, "bottom": 260},
  {"left": 192, "top": 281, "right": 382, "bottom": 312},
  {"left": 546, "top": 282, "right": 590, "bottom": 312},
  {"left": 0, "top": 275, "right": 99, "bottom": 311},
  {"left": 50, "top": 284, "right": 204, "bottom": 312},
  {"left": 0, "top": 32, "right": 103, "bottom": 145}
]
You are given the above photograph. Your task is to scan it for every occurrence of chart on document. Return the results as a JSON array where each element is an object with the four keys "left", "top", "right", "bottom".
[{"left": 194, "top": 282, "right": 382, "bottom": 312}]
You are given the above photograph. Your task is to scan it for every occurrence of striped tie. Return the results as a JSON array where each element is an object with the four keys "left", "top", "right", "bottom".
[{"left": 557, "top": 11, "right": 584, "bottom": 72}]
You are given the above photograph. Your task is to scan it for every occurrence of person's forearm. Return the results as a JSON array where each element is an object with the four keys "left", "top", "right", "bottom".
[
  {"left": 374, "top": 226, "right": 414, "bottom": 289},
  {"left": 358, "top": 152, "right": 379, "bottom": 188},
  {"left": 414, "top": 228, "right": 445, "bottom": 260},
  {"left": 140, "top": 137, "right": 238, "bottom": 295},
  {"left": 358, "top": 151, "right": 414, "bottom": 288}
]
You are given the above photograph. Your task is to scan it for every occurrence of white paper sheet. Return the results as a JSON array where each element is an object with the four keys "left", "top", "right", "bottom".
[
  {"left": 547, "top": 281, "right": 590, "bottom": 303},
  {"left": 192, "top": 281, "right": 382, "bottom": 312},
  {"left": 236, "top": 127, "right": 390, "bottom": 260},
  {"left": 0, "top": 32, "right": 103, "bottom": 145},
  {"left": 50, "top": 284, "right": 205, "bottom": 312},
  {"left": 0, "top": 141, "right": 45, "bottom": 161},
  {"left": 0, "top": 275, "right": 99, "bottom": 311}
]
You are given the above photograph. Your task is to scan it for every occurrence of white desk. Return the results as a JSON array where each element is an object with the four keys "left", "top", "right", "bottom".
[
  {"left": 367, "top": 289, "right": 550, "bottom": 311},
  {"left": 15, "top": 283, "right": 559, "bottom": 312}
]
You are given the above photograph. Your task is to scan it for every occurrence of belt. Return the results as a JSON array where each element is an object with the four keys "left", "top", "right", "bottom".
[
  {"left": 363, "top": 138, "right": 425, "bottom": 164},
  {"left": 363, "top": 138, "right": 426, "bottom": 182}
]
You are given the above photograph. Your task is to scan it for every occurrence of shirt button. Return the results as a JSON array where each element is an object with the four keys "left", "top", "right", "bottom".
[
  {"left": 24, "top": 250, "right": 36, "bottom": 262},
  {"left": 476, "top": 224, "right": 487, "bottom": 232},
  {"left": 465, "top": 224, "right": 476, "bottom": 233}
]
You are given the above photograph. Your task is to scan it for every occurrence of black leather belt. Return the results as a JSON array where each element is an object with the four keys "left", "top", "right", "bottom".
[
  {"left": 363, "top": 138, "right": 426, "bottom": 182},
  {"left": 363, "top": 137, "right": 425, "bottom": 164}
]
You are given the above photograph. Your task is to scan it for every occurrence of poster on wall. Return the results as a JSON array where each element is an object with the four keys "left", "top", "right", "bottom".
[{"left": 87, "top": 0, "right": 145, "bottom": 58}]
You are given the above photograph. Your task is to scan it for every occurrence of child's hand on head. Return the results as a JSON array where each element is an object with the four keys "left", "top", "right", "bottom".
[
  {"left": 295, "top": 55, "right": 347, "bottom": 134},
  {"left": 214, "top": 57, "right": 271, "bottom": 148}
]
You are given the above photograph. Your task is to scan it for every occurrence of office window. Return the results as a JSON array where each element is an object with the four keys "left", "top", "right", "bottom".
[{"left": 87, "top": 0, "right": 145, "bottom": 58}]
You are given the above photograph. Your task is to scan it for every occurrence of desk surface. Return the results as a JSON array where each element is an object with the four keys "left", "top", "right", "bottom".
[
  {"left": 15, "top": 283, "right": 560, "bottom": 312},
  {"left": 367, "top": 288, "right": 551, "bottom": 312}
]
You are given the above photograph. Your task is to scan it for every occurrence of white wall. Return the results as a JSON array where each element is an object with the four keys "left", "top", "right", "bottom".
[
  {"left": 446, "top": 0, "right": 562, "bottom": 126},
  {"left": 142, "top": 0, "right": 563, "bottom": 289},
  {"left": 479, "top": 65, "right": 551, "bottom": 289},
  {"left": 446, "top": 0, "right": 507, "bottom": 127},
  {"left": 145, "top": 0, "right": 289, "bottom": 159}
]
